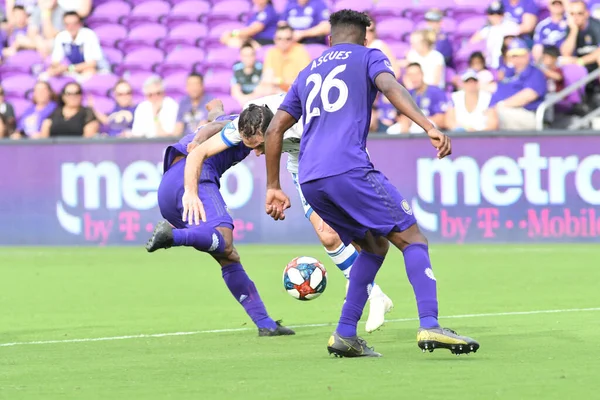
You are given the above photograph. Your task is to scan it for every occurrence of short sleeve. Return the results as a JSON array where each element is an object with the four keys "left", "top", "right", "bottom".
[
  {"left": 82, "top": 29, "right": 103, "bottom": 62},
  {"left": 176, "top": 100, "right": 186, "bottom": 122},
  {"left": 220, "top": 119, "right": 243, "bottom": 147},
  {"left": 430, "top": 91, "right": 448, "bottom": 115},
  {"left": 367, "top": 48, "right": 395, "bottom": 85},
  {"left": 315, "top": 1, "right": 330, "bottom": 24},
  {"left": 29, "top": 8, "right": 41, "bottom": 29},
  {"left": 525, "top": 69, "right": 548, "bottom": 98},
  {"left": 524, "top": 0, "right": 539, "bottom": 15},
  {"left": 51, "top": 34, "right": 66, "bottom": 63},
  {"left": 83, "top": 107, "right": 96, "bottom": 124},
  {"left": 278, "top": 79, "right": 303, "bottom": 121},
  {"left": 533, "top": 23, "right": 543, "bottom": 44},
  {"left": 431, "top": 50, "right": 445, "bottom": 66},
  {"left": 478, "top": 26, "right": 490, "bottom": 39}
]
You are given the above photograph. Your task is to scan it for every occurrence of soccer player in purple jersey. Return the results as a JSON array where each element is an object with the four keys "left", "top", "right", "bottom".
[
  {"left": 145, "top": 113, "right": 295, "bottom": 337},
  {"left": 264, "top": 10, "right": 479, "bottom": 357}
]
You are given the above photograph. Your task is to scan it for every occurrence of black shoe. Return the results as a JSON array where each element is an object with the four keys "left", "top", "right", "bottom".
[
  {"left": 327, "top": 331, "right": 382, "bottom": 358},
  {"left": 145, "top": 220, "right": 174, "bottom": 253},
  {"left": 258, "top": 320, "right": 295, "bottom": 337}
]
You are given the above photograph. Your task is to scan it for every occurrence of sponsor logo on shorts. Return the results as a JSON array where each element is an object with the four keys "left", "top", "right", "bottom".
[{"left": 401, "top": 199, "right": 413, "bottom": 215}]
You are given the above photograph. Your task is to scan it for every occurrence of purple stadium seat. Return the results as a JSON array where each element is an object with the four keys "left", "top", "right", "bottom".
[
  {"left": 116, "top": 48, "right": 165, "bottom": 75},
  {"left": 376, "top": 18, "right": 415, "bottom": 41},
  {"left": 304, "top": 43, "right": 328, "bottom": 60},
  {"left": 445, "top": 67, "right": 457, "bottom": 91},
  {"left": 120, "top": 23, "right": 168, "bottom": 52},
  {"left": 125, "top": 72, "right": 155, "bottom": 95},
  {"left": 206, "top": 22, "right": 245, "bottom": 48},
  {"left": 165, "top": 0, "right": 211, "bottom": 28},
  {"left": 128, "top": 0, "right": 166, "bottom": 6},
  {"left": 333, "top": 0, "right": 372, "bottom": 12},
  {"left": 2, "top": 74, "right": 38, "bottom": 98},
  {"left": 86, "top": 1, "right": 132, "bottom": 27},
  {"left": 125, "top": 1, "right": 171, "bottom": 29},
  {"left": 10, "top": 98, "right": 30, "bottom": 119},
  {"left": 452, "top": 0, "right": 487, "bottom": 22},
  {"left": 0, "top": 50, "right": 43, "bottom": 75},
  {"left": 387, "top": 42, "right": 410, "bottom": 60},
  {"left": 416, "top": 17, "right": 458, "bottom": 33},
  {"left": 456, "top": 16, "right": 487, "bottom": 40},
  {"left": 85, "top": 96, "right": 116, "bottom": 115},
  {"left": 94, "top": 24, "right": 128, "bottom": 48},
  {"left": 203, "top": 70, "right": 233, "bottom": 94},
  {"left": 47, "top": 76, "right": 76, "bottom": 93},
  {"left": 163, "top": 72, "right": 189, "bottom": 94},
  {"left": 208, "top": 0, "right": 251, "bottom": 25},
  {"left": 132, "top": 94, "right": 145, "bottom": 105},
  {"left": 454, "top": 41, "right": 486, "bottom": 65},
  {"left": 205, "top": 47, "right": 239, "bottom": 70},
  {"left": 103, "top": 47, "right": 124, "bottom": 67},
  {"left": 159, "top": 23, "right": 209, "bottom": 52},
  {"left": 255, "top": 44, "right": 273, "bottom": 62},
  {"left": 81, "top": 74, "right": 119, "bottom": 96},
  {"left": 218, "top": 95, "right": 241, "bottom": 114},
  {"left": 156, "top": 47, "right": 206, "bottom": 76},
  {"left": 559, "top": 64, "right": 587, "bottom": 106},
  {"left": 370, "top": 0, "right": 407, "bottom": 19},
  {"left": 272, "top": 0, "right": 286, "bottom": 13}
]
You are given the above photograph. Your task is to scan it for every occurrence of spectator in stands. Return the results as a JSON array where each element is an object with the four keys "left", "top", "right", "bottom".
[
  {"left": 472, "top": 2, "right": 521, "bottom": 69},
  {"left": 25, "top": 0, "right": 65, "bottom": 58},
  {"left": 502, "top": 0, "right": 539, "bottom": 37},
  {"left": 44, "top": 11, "right": 102, "bottom": 79},
  {"left": 424, "top": 9, "right": 454, "bottom": 67},
  {"left": 174, "top": 73, "right": 211, "bottom": 137},
  {"left": 370, "top": 104, "right": 385, "bottom": 133},
  {"left": 260, "top": 25, "right": 311, "bottom": 93},
  {"left": 467, "top": 51, "right": 496, "bottom": 92},
  {"left": 560, "top": 0, "right": 600, "bottom": 100},
  {"left": 446, "top": 70, "right": 496, "bottom": 132},
  {"left": 539, "top": 45, "right": 565, "bottom": 94},
  {"left": 131, "top": 76, "right": 179, "bottom": 138},
  {"left": 590, "top": 0, "right": 600, "bottom": 20},
  {"left": 532, "top": 0, "right": 567, "bottom": 62},
  {"left": 388, "top": 63, "right": 448, "bottom": 134},
  {"left": 40, "top": 82, "right": 98, "bottom": 137},
  {"left": 1, "top": 6, "right": 30, "bottom": 58},
  {"left": 231, "top": 42, "right": 263, "bottom": 107},
  {"left": 0, "top": 87, "right": 16, "bottom": 138},
  {"left": 365, "top": 14, "right": 398, "bottom": 75},
  {"left": 404, "top": 29, "right": 446, "bottom": 89},
  {"left": 92, "top": 80, "right": 136, "bottom": 137},
  {"left": 4, "top": 0, "right": 37, "bottom": 21},
  {"left": 57, "top": 0, "right": 92, "bottom": 18},
  {"left": 279, "top": 0, "right": 330, "bottom": 44},
  {"left": 488, "top": 39, "right": 547, "bottom": 130},
  {"left": 11, "top": 81, "right": 57, "bottom": 139},
  {"left": 221, "top": 0, "right": 279, "bottom": 47}
]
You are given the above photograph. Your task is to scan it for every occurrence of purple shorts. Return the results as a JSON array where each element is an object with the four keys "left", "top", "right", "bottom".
[
  {"left": 157, "top": 159, "right": 233, "bottom": 230},
  {"left": 300, "top": 167, "right": 417, "bottom": 244}
]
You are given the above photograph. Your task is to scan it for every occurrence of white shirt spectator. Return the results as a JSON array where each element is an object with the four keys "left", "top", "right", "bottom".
[
  {"left": 407, "top": 49, "right": 446, "bottom": 88},
  {"left": 51, "top": 27, "right": 102, "bottom": 65},
  {"left": 451, "top": 90, "right": 491, "bottom": 131},
  {"left": 131, "top": 97, "right": 179, "bottom": 138},
  {"left": 477, "top": 20, "right": 520, "bottom": 69}
]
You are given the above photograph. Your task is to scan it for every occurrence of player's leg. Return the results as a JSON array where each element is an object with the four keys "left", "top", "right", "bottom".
[
  {"left": 211, "top": 231, "right": 295, "bottom": 336},
  {"left": 291, "top": 171, "right": 393, "bottom": 333}
]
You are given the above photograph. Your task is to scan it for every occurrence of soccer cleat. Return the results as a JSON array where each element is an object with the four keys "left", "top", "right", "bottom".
[
  {"left": 365, "top": 284, "right": 394, "bottom": 333},
  {"left": 417, "top": 327, "right": 480, "bottom": 355},
  {"left": 327, "top": 331, "right": 382, "bottom": 358},
  {"left": 145, "top": 220, "right": 174, "bottom": 253},
  {"left": 258, "top": 321, "right": 295, "bottom": 337}
]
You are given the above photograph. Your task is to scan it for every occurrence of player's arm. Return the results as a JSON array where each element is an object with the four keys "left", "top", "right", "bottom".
[
  {"left": 375, "top": 72, "right": 451, "bottom": 158},
  {"left": 186, "top": 99, "right": 227, "bottom": 152}
]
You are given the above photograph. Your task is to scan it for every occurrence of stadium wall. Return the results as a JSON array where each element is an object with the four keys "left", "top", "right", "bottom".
[{"left": 1, "top": 132, "right": 599, "bottom": 245}]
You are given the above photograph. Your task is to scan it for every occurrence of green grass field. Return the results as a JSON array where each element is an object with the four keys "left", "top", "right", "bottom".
[{"left": 1, "top": 245, "right": 599, "bottom": 399}]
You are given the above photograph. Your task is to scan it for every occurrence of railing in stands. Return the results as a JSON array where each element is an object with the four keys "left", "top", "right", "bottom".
[{"left": 535, "top": 68, "right": 600, "bottom": 131}]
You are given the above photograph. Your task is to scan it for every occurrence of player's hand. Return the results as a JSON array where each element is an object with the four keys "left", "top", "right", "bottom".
[
  {"left": 187, "top": 140, "right": 201, "bottom": 153},
  {"left": 265, "top": 188, "right": 291, "bottom": 221},
  {"left": 182, "top": 190, "right": 206, "bottom": 225},
  {"left": 426, "top": 127, "right": 451, "bottom": 159},
  {"left": 206, "top": 99, "right": 224, "bottom": 113}
]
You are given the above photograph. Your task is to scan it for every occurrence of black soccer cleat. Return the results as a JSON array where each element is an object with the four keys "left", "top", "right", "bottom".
[
  {"left": 258, "top": 321, "right": 295, "bottom": 337},
  {"left": 145, "top": 220, "right": 174, "bottom": 253},
  {"left": 327, "top": 331, "right": 382, "bottom": 358},
  {"left": 417, "top": 327, "right": 480, "bottom": 355}
]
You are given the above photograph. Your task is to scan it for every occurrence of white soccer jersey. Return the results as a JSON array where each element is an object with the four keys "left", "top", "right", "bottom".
[{"left": 219, "top": 94, "right": 303, "bottom": 173}]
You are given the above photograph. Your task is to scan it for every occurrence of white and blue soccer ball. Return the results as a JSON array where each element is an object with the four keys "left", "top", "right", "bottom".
[{"left": 283, "top": 256, "right": 327, "bottom": 301}]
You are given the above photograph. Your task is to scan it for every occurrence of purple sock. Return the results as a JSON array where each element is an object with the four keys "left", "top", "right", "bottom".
[
  {"left": 172, "top": 225, "right": 226, "bottom": 254},
  {"left": 337, "top": 251, "right": 385, "bottom": 337},
  {"left": 403, "top": 243, "right": 439, "bottom": 329},
  {"left": 221, "top": 263, "right": 277, "bottom": 330}
]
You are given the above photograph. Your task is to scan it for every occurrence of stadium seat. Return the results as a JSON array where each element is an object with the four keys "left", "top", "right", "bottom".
[
  {"left": 94, "top": 24, "right": 129, "bottom": 48},
  {"left": 456, "top": 16, "right": 487, "bottom": 41},
  {"left": 2, "top": 74, "right": 37, "bottom": 98},
  {"left": 205, "top": 47, "right": 239, "bottom": 70},
  {"left": 156, "top": 47, "right": 206, "bottom": 76},
  {"left": 0, "top": 50, "right": 43, "bottom": 75},
  {"left": 116, "top": 48, "right": 165, "bottom": 75},
  {"left": 369, "top": 0, "right": 407, "bottom": 19},
  {"left": 333, "top": 0, "right": 373, "bottom": 12},
  {"left": 159, "top": 23, "right": 209, "bottom": 52},
  {"left": 81, "top": 74, "right": 120, "bottom": 97},
  {"left": 47, "top": 76, "right": 76, "bottom": 93},
  {"left": 416, "top": 17, "right": 457, "bottom": 33},
  {"left": 203, "top": 70, "right": 234, "bottom": 95},
  {"left": 387, "top": 42, "right": 410, "bottom": 60},
  {"left": 85, "top": 95, "right": 116, "bottom": 115},
  {"left": 453, "top": 40, "right": 486, "bottom": 67},
  {"left": 205, "top": 22, "right": 245, "bottom": 48},
  {"left": 163, "top": 72, "right": 189, "bottom": 94},
  {"left": 164, "top": 0, "right": 211, "bottom": 28},
  {"left": 102, "top": 47, "right": 125, "bottom": 68},
  {"left": 376, "top": 18, "right": 415, "bottom": 41},
  {"left": 304, "top": 44, "right": 328, "bottom": 60},
  {"left": 86, "top": 1, "right": 132, "bottom": 27},
  {"left": 207, "top": 0, "right": 251, "bottom": 26},
  {"left": 125, "top": 1, "right": 172, "bottom": 29},
  {"left": 125, "top": 72, "right": 155, "bottom": 95},
  {"left": 119, "top": 23, "right": 168, "bottom": 52},
  {"left": 560, "top": 64, "right": 588, "bottom": 107},
  {"left": 10, "top": 97, "right": 31, "bottom": 119},
  {"left": 219, "top": 95, "right": 242, "bottom": 114},
  {"left": 255, "top": 45, "right": 273, "bottom": 62}
]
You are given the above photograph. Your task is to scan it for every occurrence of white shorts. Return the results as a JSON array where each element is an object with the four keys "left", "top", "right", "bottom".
[{"left": 290, "top": 172, "right": 313, "bottom": 219}]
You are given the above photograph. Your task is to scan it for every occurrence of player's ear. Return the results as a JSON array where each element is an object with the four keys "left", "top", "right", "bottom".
[
  {"left": 327, "top": 35, "right": 332, "bottom": 47},
  {"left": 363, "top": 37, "right": 367, "bottom": 46}
]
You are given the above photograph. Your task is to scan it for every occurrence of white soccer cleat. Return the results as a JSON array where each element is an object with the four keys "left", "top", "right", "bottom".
[{"left": 365, "top": 284, "right": 394, "bottom": 333}]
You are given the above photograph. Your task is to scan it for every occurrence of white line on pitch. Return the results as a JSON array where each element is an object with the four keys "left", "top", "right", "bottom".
[{"left": 1, "top": 307, "right": 599, "bottom": 348}]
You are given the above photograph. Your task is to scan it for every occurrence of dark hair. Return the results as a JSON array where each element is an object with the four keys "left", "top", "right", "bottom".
[
  {"left": 543, "top": 45, "right": 560, "bottom": 58},
  {"left": 406, "top": 62, "right": 423, "bottom": 71},
  {"left": 13, "top": 5, "right": 25, "bottom": 11},
  {"left": 187, "top": 72, "right": 204, "bottom": 83},
  {"left": 240, "top": 41, "right": 255, "bottom": 51},
  {"left": 469, "top": 51, "right": 485, "bottom": 65},
  {"left": 329, "top": 9, "right": 371, "bottom": 43},
  {"left": 59, "top": 82, "right": 83, "bottom": 107},
  {"left": 63, "top": 11, "right": 82, "bottom": 21},
  {"left": 34, "top": 81, "right": 57, "bottom": 104},
  {"left": 276, "top": 25, "right": 293, "bottom": 33},
  {"left": 238, "top": 104, "right": 274, "bottom": 139}
]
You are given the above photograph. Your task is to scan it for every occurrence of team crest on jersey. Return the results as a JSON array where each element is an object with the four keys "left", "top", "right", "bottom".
[
  {"left": 401, "top": 199, "right": 413, "bottom": 215},
  {"left": 586, "top": 35, "right": 592, "bottom": 44},
  {"left": 384, "top": 60, "right": 394, "bottom": 72},
  {"left": 304, "top": 6, "right": 313, "bottom": 15}
]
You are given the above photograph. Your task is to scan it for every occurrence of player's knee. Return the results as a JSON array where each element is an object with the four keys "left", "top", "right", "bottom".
[
  {"left": 388, "top": 224, "right": 428, "bottom": 251},
  {"left": 316, "top": 229, "right": 341, "bottom": 250}
]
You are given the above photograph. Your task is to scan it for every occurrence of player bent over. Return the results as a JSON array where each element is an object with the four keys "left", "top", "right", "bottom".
[
  {"left": 185, "top": 97, "right": 393, "bottom": 333},
  {"left": 145, "top": 114, "right": 295, "bottom": 337},
  {"left": 264, "top": 10, "right": 479, "bottom": 357}
]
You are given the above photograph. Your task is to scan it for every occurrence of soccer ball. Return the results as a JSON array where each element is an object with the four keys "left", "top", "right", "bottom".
[{"left": 283, "top": 256, "right": 327, "bottom": 300}]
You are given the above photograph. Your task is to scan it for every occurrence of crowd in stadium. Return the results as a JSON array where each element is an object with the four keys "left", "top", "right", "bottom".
[{"left": 0, "top": 0, "right": 599, "bottom": 139}]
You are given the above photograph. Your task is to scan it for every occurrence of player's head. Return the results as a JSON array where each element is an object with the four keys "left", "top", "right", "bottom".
[
  {"left": 405, "top": 63, "right": 425, "bottom": 90},
  {"left": 238, "top": 104, "right": 274, "bottom": 156},
  {"left": 328, "top": 9, "right": 371, "bottom": 47}
]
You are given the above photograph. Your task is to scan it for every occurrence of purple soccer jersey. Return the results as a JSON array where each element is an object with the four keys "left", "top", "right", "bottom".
[
  {"left": 280, "top": 0, "right": 330, "bottom": 43},
  {"left": 279, "top": 44, "right": 394, "bottom": 184},
  {"left": 408, "top": 85, "right": 449, "bottom": 118},
  {"left": 502, "top": 0, "right": 538, "bottom": 25},
  {"left": 105, "top": 105, "right": 135, "bottom": 137},
  {"left": 533, "top": 17, "right": 567, "bottom": 47},
  {"left": 248, "top": 3, "right": 279, "bottom": 42}
]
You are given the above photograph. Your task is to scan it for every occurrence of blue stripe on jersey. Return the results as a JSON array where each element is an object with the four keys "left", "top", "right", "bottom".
[{"left": 219, "top": 122, "right": 235, "bottom": 147}]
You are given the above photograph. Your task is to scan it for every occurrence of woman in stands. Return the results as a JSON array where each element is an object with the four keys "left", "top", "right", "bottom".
[
  {"left": 221, "top": 0, "right": 279, "bottom": 47},
  {"left": 445, "top": 70, "right": 498, "bottom": 132},
  {"left": 11, "top": 81, "right": 57, "bottom": 139},
  {"left": 92, "top": 79, "right": 136, "bottom": 137},
  {"left": 40, "top": 82, "right": 98, "bottom": 138},
  {"left": 404, "top": 29, "right": 446, "bottom": 89}
]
